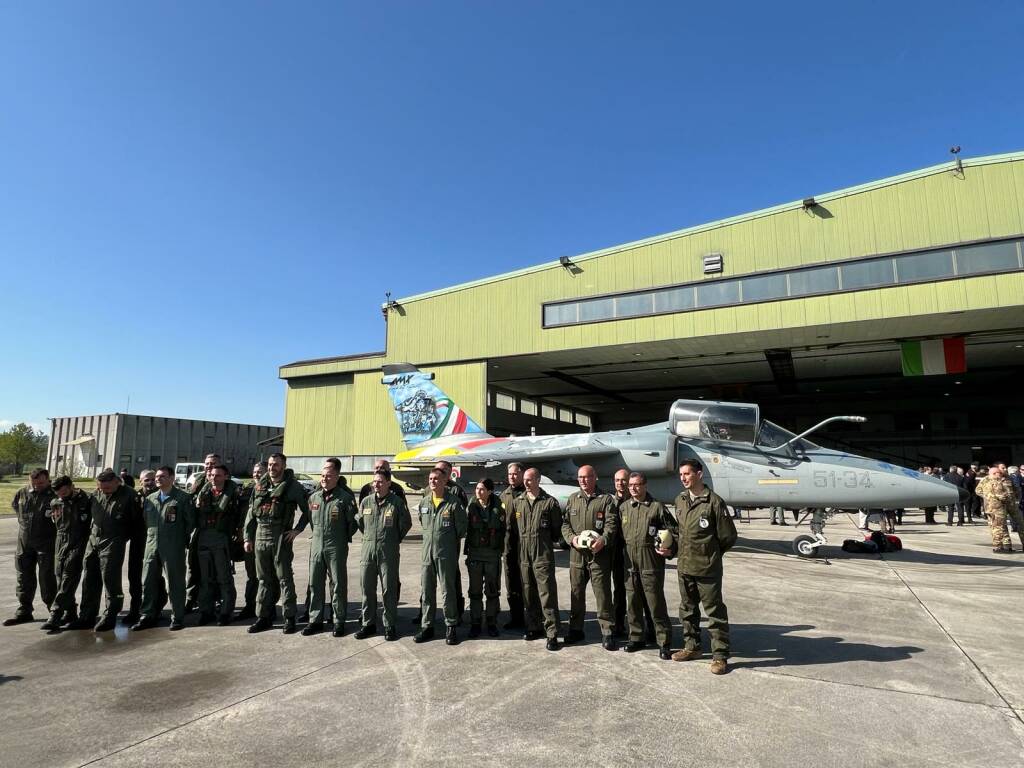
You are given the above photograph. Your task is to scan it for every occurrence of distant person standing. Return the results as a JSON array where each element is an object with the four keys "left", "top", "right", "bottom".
[
  {"left": 499, "top": 463, "right": 527, "bottom": 630},
  {"left": 670, "top": 459, "right": 738, "bottom": 675},
  {"left": 132, "top": 467, "right": 196, "bottom": 631},
  {"left": 512, "top": 468, "right": 562, "bottom": 651},
  {"left": 303, "top": 458, "right": 358, "bottom": 637},
  {"left": 194, "top": 465, "right": 241, "bottom": 625},
  {"left": 119, "top": 469, "right": 135, "bottom": 489},
  {"left": 125, "top": 469, "right": 158, "bottom": 625},
  {"left": 355, "top": 469, "right": 411, "bottom": 641},
  {"left": 4, "top": 469, "right": 57, "bottom": 626},
  {"left": 235, "top": 461, "right": 266, "bottom": 621},
  {"left": 941, "top": 466, "right": 966, "bottom": 526},
  {"left": 75, "top": 469, "right": 141, "bottom": 631},
  {"left": 975, "top": 465, "right": 1019, "bottom": 554},
  {"left": 465, "top": 478, "right": 505, "bottom": 637},
  {"left": 244, "top": 453, "right": 310, "bottom": 634},
  {"left": 41, "top": 476, "right": 92, "bottom": 631}
]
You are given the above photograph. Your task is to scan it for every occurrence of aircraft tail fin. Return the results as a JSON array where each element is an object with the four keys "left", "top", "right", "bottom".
[{"left": 382, "top": 364, "right": 489, "bottom": 447}]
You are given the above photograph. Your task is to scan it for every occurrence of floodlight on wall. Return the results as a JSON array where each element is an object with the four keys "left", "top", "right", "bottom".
[
  {"left": 559, "top": 255, "right": 576, "bottom": 271},
  {"left": 702, "top": 253, "right": 723, "bottom": 274},
  {"left": 801, "top": 197, "right": 817, "bottom": 210}
]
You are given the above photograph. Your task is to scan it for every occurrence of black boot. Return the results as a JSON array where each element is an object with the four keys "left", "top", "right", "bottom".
[
  {"left": 41, "top": 612, "right": 64, "bottom": 631},
  {"left": 333, "top": 622, "right": 347, "bottom": 638},
  {"left": 601, "top": 635, "right": 618, "bottom": 651},
  {"left": 469, "top": 623, "right": 481, "bottom": 638},
  {"left": 131, "top": 615, "right": 157, "bottom": 631},
  {"left": 563, "top": 629, "right": 585, "bottom": 645},
  {"left": 446, "top": 626, "right": 459, "bottom": 646},
  {"left": 301, "top": 622, "right": 323, "bottom": 636},
  {"left": 623, "top": 641, "right": 645, "bottom": 653},
  {"left": 248, "top": 616, "right": 274, "bottom": 634},
  {"left": 236, "top": 605, "right": 257, "bottom": 621},
  {"left": 486, "top": 621, "right": 499, "bottom": 637},
  {"left": 67, "top": 615, "right": 96, "bottom": 630},
  {"left": 94, "top": 615, "right": 117, "bottom": 632},
  {"left": 282, "top": 617, "right": 297, "bottom": 635},
  {"left": 2, "top": 613, "right": 33, "bottom": 627},
  {"left": 414, "top": 626, "right": 436, "bottom": 643},
  {"left": 354, "top": 624, "right": 377, "bottom": 640}
]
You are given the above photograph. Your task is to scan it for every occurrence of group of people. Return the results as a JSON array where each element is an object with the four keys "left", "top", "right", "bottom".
[{"left": 7, "top": 453, "right": 739, "bottom": 674}]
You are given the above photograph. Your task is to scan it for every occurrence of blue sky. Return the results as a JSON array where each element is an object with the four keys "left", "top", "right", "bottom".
[{"left": 2, "top": 1, "right": 1022, "bottom": 435}]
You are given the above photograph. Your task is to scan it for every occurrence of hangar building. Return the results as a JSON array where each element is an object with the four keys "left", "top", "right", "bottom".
[{"left": 280, "top": 152, "right": 1024, "bottom": 481}]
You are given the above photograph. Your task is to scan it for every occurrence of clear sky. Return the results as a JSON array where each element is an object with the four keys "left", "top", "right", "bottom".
[{"left": 2, "top": 1, "right": 1022, "bottom": 434}]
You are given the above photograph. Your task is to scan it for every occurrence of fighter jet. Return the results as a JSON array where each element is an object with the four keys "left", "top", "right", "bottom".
[{"left": 382, "top": 364, "right": 965, "bottom": 557}]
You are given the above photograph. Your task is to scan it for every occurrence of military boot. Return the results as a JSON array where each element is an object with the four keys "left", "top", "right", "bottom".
[
  {"left": 623, "top": 641, "right": 645, "bottom": 653},
  {"left": 123, "top": 609, "right": 140, "bottom": 626},
  {"left": 132, "top": 616, "right": 158, "bottom": 631},
  {"left": 61, "top": 610, "right": 78, "bottom": 627},
  {"left": 563, "top": 629, "right": 585, "bottom": 645},
  {"left": 486, "top": 621, "right": 499, "bottom": 637},
  {"left": 332, "top": 622, "right": 347, "bottom": 638},
  {"left": 2, "top": 613, "right": 33, "bottom": 627},
  {"left": 601, "top": 635, "right": 618, "bottom": 651},
  {"left": 301, "top": 622, "right": 323, "bottom": 636},
  {"left": 445, "top": 626, "right": 459, "bottom": 646},
  {"left": 248, "top": 616, "right": 274, "bottom": 633},
  {"left": 67, "top": 615, "right": 96, "bottom": 630},
  {"left": 169, "top": 617, "right": 185, "bottom": 631},
  {"left": 41, "top": 612, "right": 64, "bottom": 632},
  {"left": 354, "top": 624, "right": 377, "bottom": 639},
  {"left": 94, "top": 615, "right": 117, "bottom": 632},
  {"left": 282, "top": 617, "right": 297, "bottom": 634},
  {"left": 659, "top": 646, "right": 673, "bottom": 661},
  {"left": 414, "top": 626, "right": 436, "bottom": 643},
  {"left": 468, "top": 622, "right": 481, "bottom": 638}
]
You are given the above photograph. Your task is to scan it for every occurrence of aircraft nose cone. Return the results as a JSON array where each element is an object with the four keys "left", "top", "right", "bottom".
[{"left": 959, "top": 485, "right": 970, "bottom": 504}]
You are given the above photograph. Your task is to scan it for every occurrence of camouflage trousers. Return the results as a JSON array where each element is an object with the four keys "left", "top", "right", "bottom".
[{"left": 987, "top": 511, "right": 1010, "bottom": 548}]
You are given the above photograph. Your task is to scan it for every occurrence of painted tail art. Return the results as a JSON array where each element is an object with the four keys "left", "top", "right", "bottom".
[{"left": 382, "top": 364, "right": 488, "bottom": 447}]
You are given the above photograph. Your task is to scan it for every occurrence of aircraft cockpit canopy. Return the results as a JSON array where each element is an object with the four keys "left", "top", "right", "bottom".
[{"left": 669, "top": 400, "right": 759, "bottom": 444}]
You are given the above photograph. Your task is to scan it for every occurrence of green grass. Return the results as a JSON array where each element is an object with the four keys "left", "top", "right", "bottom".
[{"left": 0, "top": 476, "right": 28, "bottom": 515}]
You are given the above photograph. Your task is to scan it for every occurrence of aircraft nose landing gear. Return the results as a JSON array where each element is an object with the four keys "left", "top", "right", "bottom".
[{"left": 791, "top": 508, "right": 836, "bottom": 558}]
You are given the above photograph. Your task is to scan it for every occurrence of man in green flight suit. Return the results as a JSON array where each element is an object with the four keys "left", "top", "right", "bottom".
[
  {"left": 561, "top": 465, "right": 619, "bottom": 650},
  {"left": 465, "top": 477, "right": 505, "bottom": 637},
  {"left": 244, "top": 452, "right": 310, "bottom": 634},
  {"left": 669, "top": 459, "right": 738, "bottom": 674},
  {"left": 619, "top": 472, "right": 673, "bottom": 659},
  {"left": 415, "top": 469, "right": 468, "bottom": 645},
  {"left": 303, "top": 457, "right": 358, "bottom": 637},
  {"left": 235, "top": 461, "right": 266, "bottom": 620},
  {"left": 73, "top": 469, "right": 141, "bottom": 632},
  {"left": 511, "top": 468, "right": 562, "bottom": 651},
  {"left": 4, "top": 468, "right": 56, "bottom": 626},
  {"left": 194, "top": 464, "right": 240, "bottom": 625},
  {"left": 40, "top": 475, "right": 92, "bottom": 631},
  {"left": 499, "top": 463, "right": 526, "bottom": 629},
  {"left": 132, "top": 466, "right": 196, "bottom": 631},
  {"left": 185, "top": 453, "right": 220, "bottom": 613},
  {"left": 355, "top": 468, "right": 411, "bottom": 642}
]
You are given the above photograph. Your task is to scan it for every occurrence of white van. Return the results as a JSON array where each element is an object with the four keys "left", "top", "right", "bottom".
[{"left": 174, "top": 462, "right": 204, "bottom": 489}]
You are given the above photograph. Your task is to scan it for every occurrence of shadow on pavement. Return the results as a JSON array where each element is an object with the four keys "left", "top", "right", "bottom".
[
  {"left": 0, "top": 673, "right": 24, "bottom": 685},
  {"left": 728, "top": 623, "right": 923, "bottom": 669}
]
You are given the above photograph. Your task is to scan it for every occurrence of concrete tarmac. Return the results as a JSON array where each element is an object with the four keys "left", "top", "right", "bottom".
[{"left": 1, "top": 508, "right": 1022, "bottom": 767}]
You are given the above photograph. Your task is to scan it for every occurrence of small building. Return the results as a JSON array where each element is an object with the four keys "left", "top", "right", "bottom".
[{"left": 47, "top": 413, "right": 282, "bottom": 479}]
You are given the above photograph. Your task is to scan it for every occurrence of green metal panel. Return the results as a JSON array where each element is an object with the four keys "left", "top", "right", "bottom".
[{"left": 378, "top": 156, "right": 1024, "bottom": 364}]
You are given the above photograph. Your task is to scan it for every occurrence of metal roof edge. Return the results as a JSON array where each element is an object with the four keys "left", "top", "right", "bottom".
[
  {"left": 47, "top": 413, "right": 281, "bottom": 429},
  {"left": 394, "top": 150, "right": 1024, "bottom": 306}
]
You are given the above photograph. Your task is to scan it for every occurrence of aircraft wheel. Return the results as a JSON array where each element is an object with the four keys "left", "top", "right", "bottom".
[{"left": 792, "top": 535, "right": 820, "bottom": 558}]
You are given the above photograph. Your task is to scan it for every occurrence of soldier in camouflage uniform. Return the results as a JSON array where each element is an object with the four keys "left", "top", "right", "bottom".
[
  {"left": 4, "top": 468, "right": 56, "bottom": 626},
  {"left": 976, "top": 465, "right": 1020, "bottom": 553},
  {"left": 619, "top": 472, "right": 674, "bottom": 659},
  {"left": 465, "top": 478, "right": 505, "bottom": 637},
  {"left": 41, "top": 476, "right": 92, "bottom": 631},
  {"left": 303, "top": 458, "right": 358, "bottom": 637}
]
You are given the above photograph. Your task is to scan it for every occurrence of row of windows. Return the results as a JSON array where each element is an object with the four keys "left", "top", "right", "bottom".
[
  {"left": 543, "top": 237, "right": 1024, "bottom": 327},
  {"left": 488, "top": 389, "right": 592, "bottom": 427}
]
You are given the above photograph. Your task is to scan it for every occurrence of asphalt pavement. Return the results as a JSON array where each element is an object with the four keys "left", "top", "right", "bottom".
[{"left": 1, "top": 508, "right": 1022, "bottom": 767}]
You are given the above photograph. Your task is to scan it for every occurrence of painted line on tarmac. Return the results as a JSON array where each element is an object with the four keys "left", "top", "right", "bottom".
[{"left": 75, "top": 637, "right": 392, "bottom": 767}]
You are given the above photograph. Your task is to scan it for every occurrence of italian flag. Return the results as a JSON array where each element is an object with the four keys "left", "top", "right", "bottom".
[{"left": 900, "top": 338, "right": 966, "bottom": 376}]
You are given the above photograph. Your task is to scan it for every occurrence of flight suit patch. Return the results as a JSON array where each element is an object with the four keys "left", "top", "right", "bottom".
[
  {"left": 311, "top": 503, "right": 321, "bottom": 512},
  {"left": 699, "top": 517, "right": 709, "bottom": 529},
  {"left": 165, "top": 503, "right": 177, "bottom": 523},
  {"left": 384, "top": 509, "right": 394, "bottom": 528}
]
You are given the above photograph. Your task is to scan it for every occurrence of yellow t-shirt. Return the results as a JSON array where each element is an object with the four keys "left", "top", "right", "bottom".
[{"left": 432, "top": 495, "right": 444, "bottom": 507}]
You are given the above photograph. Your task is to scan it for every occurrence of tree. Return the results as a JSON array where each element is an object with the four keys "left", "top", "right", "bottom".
[{"left": 0, "top": 423, "right": 48, "bottom": 475}]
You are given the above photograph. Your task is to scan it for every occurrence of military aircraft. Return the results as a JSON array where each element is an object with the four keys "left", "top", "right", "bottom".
[{"left": 382, "top": 364, "right": 965, "bottom": 557}]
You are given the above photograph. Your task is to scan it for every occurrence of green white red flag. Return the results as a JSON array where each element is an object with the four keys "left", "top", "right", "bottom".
[{"left": 900, "top": 338, "right": 966, "bottom": 376}]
